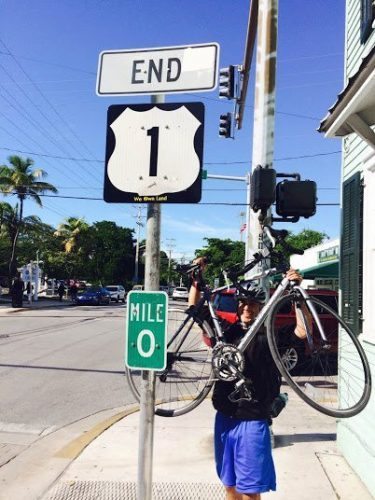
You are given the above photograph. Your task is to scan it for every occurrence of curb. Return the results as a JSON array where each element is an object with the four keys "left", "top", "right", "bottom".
[
  {"left": 55, "top": 405, "right": 140, "bottom": 460},
  {"left": 0, "top": 303, "right": 75, "bottom": 314},
  {"left": 0, "top": 403, "right": 140, "bottom": 500}
]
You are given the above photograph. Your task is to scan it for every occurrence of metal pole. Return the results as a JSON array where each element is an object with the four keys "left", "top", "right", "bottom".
[
  {"left": 237, "top": 0, "right": 259, "bottom": 130},
  {"left": 246, "top": 0, "right": 278, "bottom": 288},
  {"left": 137, "top": 93, "right": 164, "bottom": 500}
]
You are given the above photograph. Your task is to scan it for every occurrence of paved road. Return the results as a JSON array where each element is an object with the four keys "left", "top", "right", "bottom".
[
  {"left": 0, "top": 303, "right": 133, "bottom": 433},
  {"left": 0, "top": 299, "right": 188, "bottom": 469}
]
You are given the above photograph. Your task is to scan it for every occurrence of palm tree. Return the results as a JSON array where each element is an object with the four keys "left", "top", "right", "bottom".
[
  {"left": 54, "top": 217, "right": 89, "bottom": 254},
  {"left": 0, "top": 155, "right": 58, "bottom": 222},
  {"left": 0, "top": 155, "right": 58, "bottom": 277},
  {"left": 0, "top": 202, "right": 42, "bottom": 277}
]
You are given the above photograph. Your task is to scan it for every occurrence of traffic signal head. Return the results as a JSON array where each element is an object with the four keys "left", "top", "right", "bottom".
[
  {"left": 219, "top": 65, "right": 235, "bottom": 99},
  {"left": 219, "top": 112, "right": 232, "bottom": 138},
  {"left": 250, "top": 166, "right": 277, "bottom": 212},
  {"left": 276, "top": 180, "right": 317, "bottom": 218}
]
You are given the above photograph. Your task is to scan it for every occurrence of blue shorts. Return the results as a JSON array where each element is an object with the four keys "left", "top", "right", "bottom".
[{"left": 214, "top": 412, "right": 276, "bottom": 494}]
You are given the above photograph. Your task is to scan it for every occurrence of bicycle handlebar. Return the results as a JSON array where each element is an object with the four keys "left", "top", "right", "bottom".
[
  {"left": 176, "top": 226, "right": 303, "bottom": 284},
  {"left": 263, "top": 225, "right": 304, "bottom": 255}
]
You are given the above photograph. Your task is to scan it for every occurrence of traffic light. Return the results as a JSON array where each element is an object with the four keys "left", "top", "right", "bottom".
[
  {"left": 250, "top": 166, "right": 276, "bottom": 211},
  {"left": 276, "top": 180, "right": 317, "bottom": 218},
  {"left": 219, "top": 65, "right": 235, "bottom": 99},
  {"left": 219, "top": 112, "right": 232, "bottom": 138}
]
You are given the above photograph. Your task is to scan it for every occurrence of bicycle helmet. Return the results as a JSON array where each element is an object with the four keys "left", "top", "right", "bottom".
[{"left": 236, "top": 283, "right": 266, "bottom": 304}]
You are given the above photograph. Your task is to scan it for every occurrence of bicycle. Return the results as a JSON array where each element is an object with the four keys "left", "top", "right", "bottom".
[{"left": 126, "top": 225, "right": 372, "bottom": 419}]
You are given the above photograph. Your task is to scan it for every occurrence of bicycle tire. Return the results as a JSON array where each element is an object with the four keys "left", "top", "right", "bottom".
[
  {"left": 126, "top": 307, "right": 215, "bottom": 417},
  {"left": 267, "top": 294, "right": 372, "bottom": 418}
]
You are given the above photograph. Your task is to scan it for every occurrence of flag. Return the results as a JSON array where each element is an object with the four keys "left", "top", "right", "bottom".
[{"left": 240, "top": 223, "right": 247, "bottom": 233}]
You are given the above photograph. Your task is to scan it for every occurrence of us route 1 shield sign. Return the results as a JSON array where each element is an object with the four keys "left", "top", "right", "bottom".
[
  {"left": 126, "top": 291, "right": 168, "bottom": 370},
  {"left": 104, "top": 102, "right": 204, "bottom": 203}
]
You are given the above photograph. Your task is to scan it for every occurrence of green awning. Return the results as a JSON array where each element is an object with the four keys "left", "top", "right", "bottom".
[
  {"left": 300, "top": 261, "right": 339, "bottom": 279},
  {"left": 271, "top": 260, "right": 339, "bottom": 282}
]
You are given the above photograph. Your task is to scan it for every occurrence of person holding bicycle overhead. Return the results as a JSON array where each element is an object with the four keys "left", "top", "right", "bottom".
[{"left": 189, "top": 260, "right": 308, "bottom": 500}]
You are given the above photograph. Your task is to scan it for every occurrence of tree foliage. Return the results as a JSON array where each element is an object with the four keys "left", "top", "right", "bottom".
[
  {"left": 193, "top": 238, "right": 245, "bottom": 286},
  {"left": 285, "top": 229, "right": 327, "bottom": 252},
  {"left": 0, "top": 155, "right": 57, "bottom": 277}
]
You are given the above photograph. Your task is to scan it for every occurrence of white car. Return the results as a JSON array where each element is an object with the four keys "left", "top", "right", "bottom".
[
  {"left": 172, "top": 286, "right": 189, "bottom": 301},
  {"left": 105, "top": 285, "right": 126, "bottom": 303}
]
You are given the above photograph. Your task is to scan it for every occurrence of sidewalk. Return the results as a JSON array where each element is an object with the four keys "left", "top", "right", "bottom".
[
  {"left": 0, "top": 296, "right": 73, "bottom": 314},
  {"left": 42, "top": 388, "right": 373, "bottom": 500}
]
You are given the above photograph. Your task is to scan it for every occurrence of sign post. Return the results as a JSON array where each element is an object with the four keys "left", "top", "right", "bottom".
[{"left": 97, "top": 42, "right": 219, "bottom": 500}]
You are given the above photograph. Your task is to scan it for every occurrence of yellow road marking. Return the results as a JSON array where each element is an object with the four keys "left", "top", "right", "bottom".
[{"left": 55, "top": 405, "right": 139, "bottom": 459}]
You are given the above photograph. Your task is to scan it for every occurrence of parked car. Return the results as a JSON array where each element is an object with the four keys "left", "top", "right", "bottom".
[
  {"left": 75, "top": 286, "right": 111, "bottom": 306},
  {"left": 132, "top": 284, "right": 144, "bottom": 291},
  {"left": 172, "top": 286, "right": 189, "bottom": 301},
  {"left": 212, "top": 287, "right": 338, "bottom": 372},
  {"left": 106, "top": 285, "right": 126, "bottom": 303}
]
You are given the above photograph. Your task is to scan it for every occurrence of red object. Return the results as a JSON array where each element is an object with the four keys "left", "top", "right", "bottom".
[
  {"left": 211, "top": 287, "right": 338, "bottom": 355},
  {"left": 240, "top": 223, "right": 247, "bottom": 233}
]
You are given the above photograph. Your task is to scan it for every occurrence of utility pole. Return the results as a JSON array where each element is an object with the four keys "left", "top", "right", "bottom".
[
  {"left": 165, "top": 238, "right": 176, "bottom": 286},
  {"left": 246, "top": 0, "right": 278, "bottom": 284},
  {"left": 137, "top": 94, "right": 163, "bottom": 500},
  {"left": 132, "top": 205, "right": 146, "bottom": 284}
]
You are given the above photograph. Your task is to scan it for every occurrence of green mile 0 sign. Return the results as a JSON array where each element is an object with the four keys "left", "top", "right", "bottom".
[{"left": 125, "top": 291, "right": 168, "bottom": 370}]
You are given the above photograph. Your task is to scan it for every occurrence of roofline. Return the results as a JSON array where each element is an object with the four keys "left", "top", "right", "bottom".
[{"left": 318, "top": 45, "right": 375, "bottom": 134}]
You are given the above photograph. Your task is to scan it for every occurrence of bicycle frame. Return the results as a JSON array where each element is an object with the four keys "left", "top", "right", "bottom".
[{"left": 236, "top": 277, "right": 328, "bottom": 353}]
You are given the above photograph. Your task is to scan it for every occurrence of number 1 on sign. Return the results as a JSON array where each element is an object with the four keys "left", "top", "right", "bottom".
[{"left": 147, "top": 127, "right": 159, "bottom": 176}]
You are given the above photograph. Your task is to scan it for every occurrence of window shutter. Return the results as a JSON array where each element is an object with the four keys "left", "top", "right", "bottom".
[
  {"left": 361, "top": 0, "right": 374, "bottom": 43},
  {"left": 340, "top": 172, "right": 362, "bottom": 334}
]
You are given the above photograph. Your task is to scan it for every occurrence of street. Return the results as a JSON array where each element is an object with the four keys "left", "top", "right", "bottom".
[
  {"left": 0, "top": 299, "right": 187, "bottom": 432},
  {"left": 0, "top": 304, "right": 132, "bottom": 433}
]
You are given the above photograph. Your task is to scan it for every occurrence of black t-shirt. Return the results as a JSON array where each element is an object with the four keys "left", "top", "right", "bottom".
[{"left": 212, "top": 323, "right": 293, "bottom": 420}]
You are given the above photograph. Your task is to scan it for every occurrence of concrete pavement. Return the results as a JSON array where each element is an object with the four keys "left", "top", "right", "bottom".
[{"left": 41, "top": 388, "right": 373, "bottom": 500}]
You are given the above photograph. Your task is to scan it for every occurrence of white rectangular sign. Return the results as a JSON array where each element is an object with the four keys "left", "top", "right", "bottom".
[{"left": 97, "top": 43, "right": 219, "bottom": 96}]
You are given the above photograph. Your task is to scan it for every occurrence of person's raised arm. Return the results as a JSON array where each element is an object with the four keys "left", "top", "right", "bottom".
[
  {"left": 188, "top": 256, "right": 207, "bottom": 307},
  {"left": 284, "top": 269, "right": 312, "bottom": 340}
]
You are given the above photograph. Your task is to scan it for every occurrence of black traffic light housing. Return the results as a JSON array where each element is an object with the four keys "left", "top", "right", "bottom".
[
  {"left": 219, "top": 65, "right": 236, "bottom": 99},
  {"left": 250, "top": 166, "right": 276, "bottom": 212},
  {"left": 275, "top": 179, "right": 317, "bottom": 220},
  {"left": 219, "top": 112, "right": 232, "bottom": 138}
]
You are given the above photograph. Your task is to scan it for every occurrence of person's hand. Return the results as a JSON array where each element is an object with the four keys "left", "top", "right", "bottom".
[
  {"left": 193, "top": 256, "right": 207, "bottom": 270},
  {"left": 285, "top": 268, "right": 302, "bottom": 284},
  {"left": 191, "top": 257, "right": 207, "bottom": 285}
]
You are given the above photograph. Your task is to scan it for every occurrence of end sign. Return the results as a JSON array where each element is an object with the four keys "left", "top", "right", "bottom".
[{"left": 125, "top": 291, "right": 168, "bottom": 370}]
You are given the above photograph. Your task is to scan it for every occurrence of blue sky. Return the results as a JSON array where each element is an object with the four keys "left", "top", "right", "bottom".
[{"left": 1, "top": 0, "right": 345, "bottom": 262}]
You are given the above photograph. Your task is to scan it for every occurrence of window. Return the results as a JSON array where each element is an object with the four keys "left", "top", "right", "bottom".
[
  {"left": 361, "top": 0, "right": 375, "bottom": 43},
  {"left": 340, "top": 172, "right": 363, "bottom": 335}
]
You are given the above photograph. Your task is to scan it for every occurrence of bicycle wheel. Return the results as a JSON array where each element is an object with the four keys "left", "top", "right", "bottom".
[
  {"left": 267, "top": 294, "right": 371, "bottom": 418},
  {"left": 126, "top": 307, "right": 215, "bottom": 417}
]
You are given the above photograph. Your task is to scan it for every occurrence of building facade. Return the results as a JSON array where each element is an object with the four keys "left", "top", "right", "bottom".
[
  {"left": 290, "top": 239, "right": 339, "bottom": 291},
  {"left": 319, "top": 0, "right": 375, "bottom": 494}
]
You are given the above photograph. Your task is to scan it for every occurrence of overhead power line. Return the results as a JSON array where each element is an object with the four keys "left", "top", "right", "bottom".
[
  {"left": 0, "top": 190, "right": 339, "bottom": 206},
  {"left": 0, "top": 146, "right": 341, "bottom": 165}
]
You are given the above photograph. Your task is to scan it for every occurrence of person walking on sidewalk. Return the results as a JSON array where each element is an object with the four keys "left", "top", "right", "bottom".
[
  {"left": 26, "top": 281, "right": 32, "bottom": 304},
  {"left": 69, "top": 282, "right": 78, "bottom": 302},
  {"left": 57, "top": 282, "right": 65, "bottom": 301},
  {"left": 11, "top": 274, "right": 25, "bottom": 307},
  {"left": 188, "top": 258, "right": 309, "bottom": 500}
]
